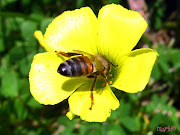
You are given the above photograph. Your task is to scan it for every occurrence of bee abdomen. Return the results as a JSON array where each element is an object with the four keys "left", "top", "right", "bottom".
[{"left": 58, "top": 56, "right": 93, "bottom": 77}]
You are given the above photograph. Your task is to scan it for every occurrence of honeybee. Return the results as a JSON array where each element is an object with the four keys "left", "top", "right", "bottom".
[{"left": 56, "top": 50, "right": 117, "bottom": 110}]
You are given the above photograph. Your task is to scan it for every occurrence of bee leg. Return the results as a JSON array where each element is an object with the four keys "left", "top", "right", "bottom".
[
  {"left": 73, "top": 50, "right": 93, "bottom": 57},
  {"left": 89, "top": 76, "right": 97, "bottom": 110},
  {"left": 100, "top": 73, "right": 110, "bottom": 85},
  {"left": 87, "top": 75, "right": 95, "bottom": 78},
  {"left": 55, "top": 51, "right": 83, "bottom": 57},
  {"left": 104, "top": 56, "right": 118, "bottom": 67},
  {"left": 87, "top": 71, "right": 100, "bottom": 78}
]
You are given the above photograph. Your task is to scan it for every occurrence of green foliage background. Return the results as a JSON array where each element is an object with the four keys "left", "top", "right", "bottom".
[{"left": 0, "top": 0, "right": 180, "bottom": 134}]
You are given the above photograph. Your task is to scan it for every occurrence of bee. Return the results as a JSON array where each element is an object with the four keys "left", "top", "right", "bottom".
[{"left": 56, "top": 50, "right": 117, "bottom": 110}]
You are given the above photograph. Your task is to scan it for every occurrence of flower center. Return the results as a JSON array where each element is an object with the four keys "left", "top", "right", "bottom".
[{"left": 96, "top": 74, "right": 113, "bottom": 87}]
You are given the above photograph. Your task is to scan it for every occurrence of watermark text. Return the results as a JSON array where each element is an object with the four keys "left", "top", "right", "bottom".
[{"left": 157, "top": 126, "right": 176, "bottom": 132}]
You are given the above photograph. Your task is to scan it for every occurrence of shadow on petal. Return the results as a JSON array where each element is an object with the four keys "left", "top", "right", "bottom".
[{"left": 62, "top": 77, "right": 92, "bottom": 92}]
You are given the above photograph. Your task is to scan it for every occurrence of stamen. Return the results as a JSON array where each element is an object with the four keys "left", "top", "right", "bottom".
[
  {"left": 102, "top": 83, "right": 106, "bottom": 86},
  {"left": 108, "top": 81, "right": 112, "bottom": 85}
]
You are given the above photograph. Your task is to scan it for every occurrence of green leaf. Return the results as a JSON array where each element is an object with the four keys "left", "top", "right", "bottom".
[
  {"left": 27, "top": 131, "right": 37, "bottom": 135},
  {"left": 152, "top": 94, "right": 159, "bottom": 104},
  {"left": 154, "top": 17, "right": 162, "bottom": 30},
  {"left": 145, "top": 104, "right": 156, "bottom": 113},
  {"left": 0, "top": 55, "right": 11, "bottom": 77},
  {"left": 0, "top": 38, "right": 5, "bottom": 52},
  {"left": 58, "top": 116, "right": 70, "bottom": 125},
  {"left": 20, "top": 20, "right": 37, "bottom": 40},
  {"left": 22, "top": 0, "right": 31, "bottom": 5},
  {"left": 160, "top": 95, "right": 166, "bottom": 105},
  {"left": 0, "top": 17, "right": 5, "bottom": 52},
  {"left": 40, "top": 18, "right": 53, "bottom": 34},
  {"left": 151, "top": 62, "right": 161, "bottom": 80},
  {"left": 14, "top": 99, "right": 28, "bottom": 120},
  {"left": 157, "top": 46, "right": 170, "bottom": 74},
  {"left": 105, "top": 0, "right": 121, "bottom": 4},
  {"left": 5, "top": 18, "right": 20, "bottom": 36},
  {"left": 169, "top": 49, "right": 180, "bottom": 69},
  {"left": 1, "top": 0, "right": 17, "bottom": 7},
  {"left": 19, "top": 58, "right": 32, "bottom": 76},
  {"left": 127, "top": 93, "right": 138, "bottom": 102},
  {"left": 108, "top": 123, "right": 126, "bottom": 135},
  {"left": 110, "top": 103, "right": 131, "bottom": 120},
  {"left": 121, "top": 116, "right": 139, "bottom": 132},
  {"left": 141, "top": 35, "right": 151, "bottom": 46},
  {"left": 29, "top": 13, "right": 43, "bottom": 22},
  {"left": 1, "top": 71, "right": 19, "bottom": 98},
  {"left": 76, "top": 0, "right": 85, "bottom": 8},
  {"left": 159, "top": 60, "right": 170, "bottom": 74},
  {"left": 79, "top": 122, "right": 101, "bottom": 135},
  {"left": 9, "top": 45, "right": 25, "bottom": 61},
  {"left": 150, "top": 113, "right": 173, "bottom": 130},
  {"left": 58, "top": 117, "right": 78, "bottom": 135},
  {"left": 18, "top": 79, "right": 29, "bottom": 94},
  {"left": 27, "top": 98, "right": 42, "bottom": 109},
  {"left": 145, "top": 95, "right": 158, "bottom": 112}
]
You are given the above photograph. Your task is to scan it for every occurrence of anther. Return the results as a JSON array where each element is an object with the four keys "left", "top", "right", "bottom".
[
  {"left": 108, "top": 81, "right": 112, "bottom": 85},
  {"left": 102, "top": 83, "right": 106, "bottom": 86},
  {"left": 108, "top": 74, "right": 112, "bottom": 77}
]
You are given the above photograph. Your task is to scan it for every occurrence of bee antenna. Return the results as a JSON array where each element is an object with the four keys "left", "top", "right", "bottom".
[
  {"left": 110, "top": 62, "right": 118, "bottom": 67},
  {"left": 104, "top": 55, "right": 118, "bottom": 67},
  {"left": 108, "top": 60, "right": 118, "bottom": 67}
]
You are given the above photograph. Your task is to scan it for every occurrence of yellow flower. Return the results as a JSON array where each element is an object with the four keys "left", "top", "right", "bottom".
[{"left": 29, "top": 4, "right": 158, "bottom": 122}]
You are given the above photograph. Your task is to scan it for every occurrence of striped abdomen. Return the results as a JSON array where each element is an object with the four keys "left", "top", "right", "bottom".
[{"left": 57, "top": 56, "right": 93, "bottom": 77}]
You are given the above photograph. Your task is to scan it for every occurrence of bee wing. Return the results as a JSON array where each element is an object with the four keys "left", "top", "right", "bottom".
[{"left": 73, "top": 50, "right": 95, "bottom": 60}]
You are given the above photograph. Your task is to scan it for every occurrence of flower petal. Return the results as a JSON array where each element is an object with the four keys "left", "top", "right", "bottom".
[
  {"left": 43, "top": 7, "right": 98, "bottom": 54},
  {"left": 97, "top": 4, "right": 147, "bottom": 64},
  {"left": 66, "top": 111, "right": 75, "bottom": 120},
  {"left": 112, "top": 48, "right": 159, "bottom": 93},
  {"left": 34, "top": 30, "right": 52, "bottom": 52},
  {"left": 29, "top": 52, "right": 86, "bottom": 105},
  {"left": 68, "top": 82, "right": 120, "bottom": 122}
]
